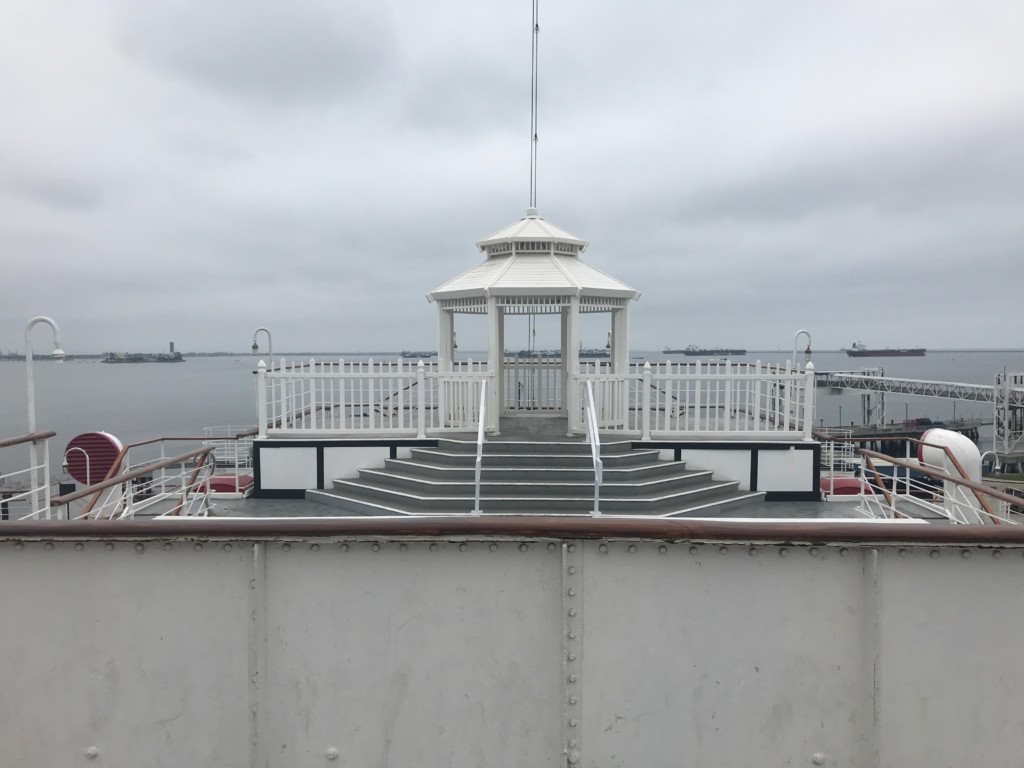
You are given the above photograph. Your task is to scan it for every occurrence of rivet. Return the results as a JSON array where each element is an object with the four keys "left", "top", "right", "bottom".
[
  {"left": 568, "top": 632, "right": 576, "bottom": 640},
  {"left": 567, "top": 588, "right": 576, "bottom": 597},
  {"left": 598, "top": 543, "right": 608, "bottom": 553},
  {"left": 14, "top": 542, "right": 24, "bottom": 550},
  {"left": 568, "top": 751, "right": 579, "bottom": 764},
  {"left": 930, "top": 550, "right": 940, "bottom": 559},
  {"left": 135, "top": 543, "right": 144, "bottom": 553},
  {"left": 568, "top": 674, "right": 577, "bottom": 683},
  {"left": 223, "top": 543, "right": 233, "bottom": 552},
  {"left": 310, "top": 543, "right": 320, "bottom": 552},
  {"left": 992, "top": 550, "right": 1003, "bottom": 559},
  {"left": 569, "top": 718, "right": 578, "bottom": 727},
  {"left": 567, "top": 653, "right": 576, "bottom": 661},
  {"left": 340, "top": 543, "right": 349, "bottom": 552},
  {"left": 519, "top": 543, "right": 529, "bottom": 552},
  {"left": 809, "top": 547, "right": 819, "bottom": 557},
  {"left": 194, "top": 542, "right": 203, "bottom": 551},
  {"left": 658, "top": 544, "right": 668, "bottom": 554},
  {"left": 399, "top": 543, "right": 408, "bottom": 551},
  {"left": 547, "top": 543, "right": 556, "bottom": 550},
  {"left": 898, "top": 549, "right": 907, "bottom": 558},
  {"left": 429, "top": 543, "right": 438, "bottom": 551},
  {"left": 489, "top": 543, "right": 498, "bottom": 552},
  {"left": 281, "top": 543, "right": 291, "bottom": 551},
  {"left": 568, "top": 738, "right": 577, "bottom": 748},
  {"left": 568, "top": 566, "right": 576, "bottom": 574},
  {"left": 105, "top": 542, "right": 115, "bottom": 551},
  {"left": 326, "top": 746, "right": 339, "bottom": 760},
  {"left": 371, "top": 543, "right": 381, "bottom": 552},
  {"left": 748, "top": 547, "right": 758, "bottom": 556},
  {"left": 74, "top": 543, "right": 84, "bottom": 551},
  {"left": 839, "top": 547, "right": 849, "bottom": 557},
  {"left": 627, "top": 544, "right": 637, "bottom": 553},
  {"left": 569, "top": 696, "right": 578, "bottom": 705},
  {"left": 719, "top": 546, "right": 728, "bottom": 555},
  {"left": 812, "top": 752, "right": 825, "bottom": 765},
  {"left": 85, "top": 746, "right": 99, "bottom": 759},
  {"left": 779, "top": 548, "right": 788, "bottom": 557},
  {"left": 568, "top": 608, "right": 577, "bottom": 617},
  {"left": 688, "top": 545, "right": 698, "bottom": 555},
  {"left": 459, "top": 543, "right": 468, "bottom": 552},
  {"left": 163, "top": 542, "right": 173, "bottom": 551},
  {"left": 249, "top": 579, "right": 256, "bottom": 589},
  {"left": 44, "top": 542, "right": 54, "bottom": 551},
  {"left": 568, "top": 544, "right": 576, "bottom": 553},
  {"left": 961, "top": 549, "right": 972, "bottom": 559}
]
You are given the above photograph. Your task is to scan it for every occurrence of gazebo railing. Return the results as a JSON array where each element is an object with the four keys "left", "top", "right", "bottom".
[
  {"left": 573, "top": 360, "right": 816, "bottom": 439},
  {"left": 257, "top": 359, "right": 494, "bottom": 437},
  {"left": 255, "top": 358, "right": 815, "bottom": 440}
]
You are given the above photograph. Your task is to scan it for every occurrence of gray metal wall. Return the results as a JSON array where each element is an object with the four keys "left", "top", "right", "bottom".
[{"left": 2, "top": 529, "right": 1023, "bottom": 767}]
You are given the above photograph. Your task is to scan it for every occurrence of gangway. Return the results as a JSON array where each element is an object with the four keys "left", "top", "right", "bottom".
[{"left": 818, "top": 369, "right": 1024, "bottom": 457}]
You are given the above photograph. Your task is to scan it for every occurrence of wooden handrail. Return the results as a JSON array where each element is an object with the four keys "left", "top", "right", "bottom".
[
  {"left": 53, "top": 447, "right": 214, "bottom": 508},
  {"left": 858, "top": 449, "right": 1024, "bottom": 515},
  {"left": 8, "top": 516, "right": 1024, "bottom": 545},
  {"left": 0, "top": 431, "right": 57, "bottom": 449}
]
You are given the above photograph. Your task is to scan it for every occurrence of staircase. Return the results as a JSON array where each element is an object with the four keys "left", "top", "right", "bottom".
[{"left": 306, "top": 435, "right": 765, "bottom": 517}]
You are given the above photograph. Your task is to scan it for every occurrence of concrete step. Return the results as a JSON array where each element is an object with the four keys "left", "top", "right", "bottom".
[
  {"left": 307, "top": 487, "right": 765, "bottom": 518},
  {"left": 352, "top": 468, "right": 716, "bottom": 498},
  {"left": 381, "top": 458, "right": 688, "bottom": 483},
  {"left": 436, "top": 438, "right": 636, "bottom": 455},
  {"left": 408, "top": 447, "right": 663, "bottom": 468},
  {"left": 317, "top": 477, "right": 750, "bottom": 515}
]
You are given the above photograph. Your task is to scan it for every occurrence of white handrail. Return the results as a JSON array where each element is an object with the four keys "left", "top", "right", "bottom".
[
  {"left": 585, "top": 381, "right": 603, "bottom": 516},
  {"left": 472, "top": 380, "right": 487, "bottom": 515}
]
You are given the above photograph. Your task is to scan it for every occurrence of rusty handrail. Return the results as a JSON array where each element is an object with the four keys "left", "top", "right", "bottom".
[
  {"left": 858, "top": 449, "right": 1023, "bottom": 518},
  {"left": 8, "top": 515, "right": 1024, "bottom": 545},
  {"left": 53, "top": 446, "right": 215, "bottom": 510},
  {"left": 0, "top": 431, "right": 57, "bottom": 449}
]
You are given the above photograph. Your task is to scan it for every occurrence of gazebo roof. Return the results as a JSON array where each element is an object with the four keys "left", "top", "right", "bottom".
[
  {"left": 474, "top": 208, "right": 588, "bottom": 251},
  {"left": 427, "top": 210, "right": 640, "bottom": 302}
]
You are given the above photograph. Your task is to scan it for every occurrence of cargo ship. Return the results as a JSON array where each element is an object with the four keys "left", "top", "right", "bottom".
[
  {"left": 845, "top": 342, "right": 926, "bottom": 358},
  {"left": 663, "top": 345, "right": 746, "bottom": 356}
]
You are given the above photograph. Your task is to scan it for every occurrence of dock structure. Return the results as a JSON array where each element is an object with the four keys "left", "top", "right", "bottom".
[
  {"left": 818, "top": 369, "right": 1024, "bottom": 457},
  {"left": 818, "top": 370, "right": 1023, "bottom": 403}
]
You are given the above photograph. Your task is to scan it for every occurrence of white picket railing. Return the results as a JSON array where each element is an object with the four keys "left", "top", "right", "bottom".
[
  {"left": 0, "top": 431, "right": 57, "bottom": 520},
  {"left": 258, "top": 358, "right": 494, "bottom": 438},
  {"left": 575, "top": 360, "right": 816, "bottom": 440},
  {"left": 256, "top": 358, "right": 815, "bottom": 440}
]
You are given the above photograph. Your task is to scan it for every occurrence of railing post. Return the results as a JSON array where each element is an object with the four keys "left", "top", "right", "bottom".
[
  {"left": 416, "top": 361, "right": 426, "bottom": 438},
  {"left": 641, "top": 362, "right": 652, "bottom": 441},
  {"left": 257, "top": 361, "right": 267, "bottom": 439},
  {"left": 41, "top": 437, "right": 52, "bottom": 519},
  {"left": 803, "top": 362, "right": 815, "bottom": 440}
]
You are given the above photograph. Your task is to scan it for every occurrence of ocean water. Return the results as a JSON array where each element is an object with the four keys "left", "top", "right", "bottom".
[{"left": 2, "top": 349, "right": 1023, "bottom": 473}]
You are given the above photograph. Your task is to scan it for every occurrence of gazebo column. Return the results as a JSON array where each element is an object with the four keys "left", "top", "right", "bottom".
[
  {"left": 611, "top": 306, "right": 629, "bottom": 374},
  {"left": 486, "top": 295, "right": 501, "bottom": 432},
  {"left": 564, "top": 294, "right": 581, "bottom": 434},
  {"left": 437, "top": 306, "right": 455, "bottom": 373}
]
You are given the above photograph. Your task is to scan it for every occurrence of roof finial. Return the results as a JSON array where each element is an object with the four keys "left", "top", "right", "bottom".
[{"left": 529, "top": 0, "right": 539, "bottom": 212}]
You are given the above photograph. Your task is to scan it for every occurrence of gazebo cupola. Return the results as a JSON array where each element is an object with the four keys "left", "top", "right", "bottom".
[{"left": 427, "top": 208, "right": 640, "bottom": 425}]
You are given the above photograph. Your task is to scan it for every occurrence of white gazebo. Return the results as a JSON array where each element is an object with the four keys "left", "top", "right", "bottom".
[{"left": 427, "top": 208, "right": 640, "bottom": 429}]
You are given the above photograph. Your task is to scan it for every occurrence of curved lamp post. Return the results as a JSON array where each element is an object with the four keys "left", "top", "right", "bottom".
[
  {"left": 26, "top": 316, "right": 64, "bottom": 434},
  {"left": 793, "top": 329, "right": 812, "bottom": 370},
  {"left": 252, "top": 327, "right": 272, "bottom": 359},
  {"left": 25, "top": 315, "right": 64, "bottom": 517}
]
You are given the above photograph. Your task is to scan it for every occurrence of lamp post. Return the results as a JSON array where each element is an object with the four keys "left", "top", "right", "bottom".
[
  {"left": 793, "top": 329, "right": 812, "bottom": 370},
  {"left": 25, "top": 315, "right": 64, "bottom": 517},
  {"left": 252, "top": 327, "right": 272, "bottom": 359}
]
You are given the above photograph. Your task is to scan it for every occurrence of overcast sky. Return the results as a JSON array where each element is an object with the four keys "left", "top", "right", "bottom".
[{"left": 2, "top": 0, "right": 1022, "bottom": 355}]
